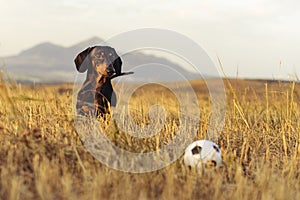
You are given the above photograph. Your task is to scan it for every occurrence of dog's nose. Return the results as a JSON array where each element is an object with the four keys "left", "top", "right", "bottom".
[{"left": 106, "top": 67, "right": 115, "bottom": 75}]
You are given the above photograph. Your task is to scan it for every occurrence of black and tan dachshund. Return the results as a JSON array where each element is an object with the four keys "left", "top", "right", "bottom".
[{"left": 74, "top": 46, "right": 132, "bottom": 117}]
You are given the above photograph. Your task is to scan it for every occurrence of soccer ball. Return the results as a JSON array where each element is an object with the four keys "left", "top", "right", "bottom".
[{"left": 184, "top": 140, "right": 222, "bottom": 170}]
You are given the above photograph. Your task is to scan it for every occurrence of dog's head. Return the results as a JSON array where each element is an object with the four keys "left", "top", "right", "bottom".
[{"left": 74, "top": 46, "right": 122, "bottom": 77}]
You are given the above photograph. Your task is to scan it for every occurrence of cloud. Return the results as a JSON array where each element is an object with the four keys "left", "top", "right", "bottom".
[{"left": 0, "top": 0, "right": 300, "bottom": 79}]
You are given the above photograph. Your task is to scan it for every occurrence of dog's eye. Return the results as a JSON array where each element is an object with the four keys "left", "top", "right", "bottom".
[{"left": 95, "top": 54, "right": 101, "bottom": 58}]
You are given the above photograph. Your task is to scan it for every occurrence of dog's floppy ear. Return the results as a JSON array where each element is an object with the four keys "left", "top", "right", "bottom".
[
  {"left": 74, "top": 47, "right": 94, "bottom": 73},
  {"left": 113, "top": 56, "right": 122, "bottom": 75}
]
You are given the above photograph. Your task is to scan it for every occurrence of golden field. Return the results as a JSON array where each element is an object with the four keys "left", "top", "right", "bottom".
[{"left": 0, "top": 75, "right": 300, "bottom": 200}]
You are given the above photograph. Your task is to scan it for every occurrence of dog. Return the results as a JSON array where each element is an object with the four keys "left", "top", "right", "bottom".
[{"left": 74, "top": 46, "right": 132, "bottom": 117}]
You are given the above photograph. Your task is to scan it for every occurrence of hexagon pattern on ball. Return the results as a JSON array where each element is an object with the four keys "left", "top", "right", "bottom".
[{"left": 184, "top": 140, "right": 222, "bottom": 170}]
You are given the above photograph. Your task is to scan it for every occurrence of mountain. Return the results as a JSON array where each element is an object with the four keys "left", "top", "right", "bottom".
[{"left": 1, "top": 37, "right": 201, "bottom": 83}]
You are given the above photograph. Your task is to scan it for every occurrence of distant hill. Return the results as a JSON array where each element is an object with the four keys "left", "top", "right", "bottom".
[{"left": 1, "top": 37, "right": 201, "bottom": 83}]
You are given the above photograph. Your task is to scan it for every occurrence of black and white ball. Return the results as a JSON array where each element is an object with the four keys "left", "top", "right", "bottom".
[{"left": 184, "top": 140, "right": 222, "bottom": 170}]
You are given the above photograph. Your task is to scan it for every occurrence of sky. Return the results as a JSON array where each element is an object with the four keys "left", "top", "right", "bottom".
[{"left": 0, "top": 0, "right": 300, "bottom": 79}]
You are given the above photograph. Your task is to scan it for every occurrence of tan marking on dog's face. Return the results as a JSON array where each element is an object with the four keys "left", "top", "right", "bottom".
[
  {"left": 90, "top": 48, "right": 108, "bottom": 76},
  {"left": 89, "top": 47, "right": 116, "bottom": 77}
]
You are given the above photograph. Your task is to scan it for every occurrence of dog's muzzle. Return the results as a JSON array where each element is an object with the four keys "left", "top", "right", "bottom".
[{"left": 106, "top": 66, "right": 116, "bottom": 76}]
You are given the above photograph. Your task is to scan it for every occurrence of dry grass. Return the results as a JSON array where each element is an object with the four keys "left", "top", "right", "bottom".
[{"left": 0, "top": 75, "right": 300, "bottom": 200}]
